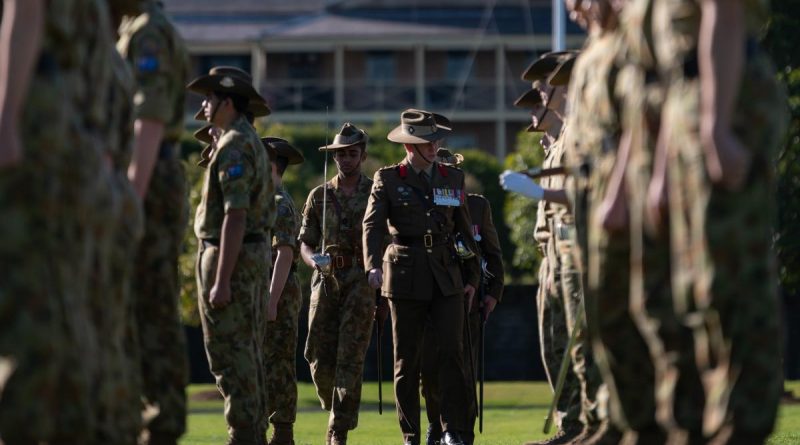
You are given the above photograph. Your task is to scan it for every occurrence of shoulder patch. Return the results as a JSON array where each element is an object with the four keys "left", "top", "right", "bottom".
[{"left": 227, "top": 164, "right": 244, "bottom": 179}]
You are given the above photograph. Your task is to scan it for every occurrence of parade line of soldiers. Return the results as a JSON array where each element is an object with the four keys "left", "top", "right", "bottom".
[{"left": 0, "top": 0, "right": 789, "bottom": 445}]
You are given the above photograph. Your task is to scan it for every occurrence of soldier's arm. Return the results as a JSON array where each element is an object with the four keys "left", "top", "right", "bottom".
[
  {"left": 126, "top": 27, "right": 172, "bottom": 198},
  {"left": 698, "top": 0, "right": 750, "bottom": 190},
  {"left": 0, "top": 0, "right": 43, "bottom": 168},
  {"left": 269, "top": 245, "right": 293, "bottom": 311},
  {"left": 479, "top": 199, "right": 505, "bottom": 303},
  {"left": 212, "top": 209, "right": 246, "bottom": 308},
  {"left": 362, "top": 170, "right": 390, "bottom": 274},
  {"left": 455, "top": 181, "right": 480, "bottom": 291},
  {"left": 270, "top": 199, "right": 297, "bottom": 308},
  {"left": 298, "top": 189, "right": 322, "bottom": 269}
]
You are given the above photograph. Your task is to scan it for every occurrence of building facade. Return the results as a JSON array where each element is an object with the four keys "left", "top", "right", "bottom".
[{"left": 167, "top": 0, "right": 584, "bottom": 159}]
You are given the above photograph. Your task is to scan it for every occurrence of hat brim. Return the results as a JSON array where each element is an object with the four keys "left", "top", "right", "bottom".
[
  {"left": 194, "top": 107, "right": 205, "bottom": 121},
  {"left": 318, "top": 140, "right": 366, "bottom": 151},
  {"left": 262, "top": 138, "right": 304, "bottom": 164},
  {"left": 187, "top": 74, "right": 266, "bottom": 103},
  {"left": 514, "top": 89, "right": 543, "bottom": 108},
  {"left": 249, "top": 101, "right": 271, "bottom": 117},
  {"left": 193, "top": 124, "right": 214, "bottom": 144},
  {"left": 547, "top": 57, "right": 577, "bottom": 86},
  {"left": 387, "top": 124, "right": 451, "bottom": 144}
]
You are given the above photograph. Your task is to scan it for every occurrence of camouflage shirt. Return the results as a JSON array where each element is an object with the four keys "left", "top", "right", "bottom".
[
  {"left": 117, "top": 0, "right": 189, "bottom": 141},
  {"left": 272, "top": 187, "right": 300, "bottom": 264},
  {"left": 194, "top": 115, "right": 275, "bottom": 240},
  {"left": 298, "top": 174, "right": 373, "bottom": 256}
]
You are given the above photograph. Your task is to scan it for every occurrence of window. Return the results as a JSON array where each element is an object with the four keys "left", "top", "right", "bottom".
[
  {"left": 287, "top": 53, "right": 322, "bottom": 79},
  {"left": 366, "top": 52, "right": 396, "bottom": 82},
  {"left": 197, "top": 55, "right": 251, "bottom": 76},
  {"left": 446, "top": 51, "right": 473, "bottom": 81}
]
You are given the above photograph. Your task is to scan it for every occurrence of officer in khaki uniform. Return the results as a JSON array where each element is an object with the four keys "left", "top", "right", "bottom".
[
  {"left": 421, "top": 148, "right": 504, "bottom": 445},
  {"left": 363, "top": 109, "right": 479, "bottom": 445},
  {"left": 260, "top": 137, "right": 304, "bottom": 445},
  {"left": 299, "top": 123, "right": 374, "bottom": 445},
  {"left": 117, "top": 2, "right": 191, "bottom": 443},
  {"left": 188, "top": 67, "right": 275, "bottom": 445}
]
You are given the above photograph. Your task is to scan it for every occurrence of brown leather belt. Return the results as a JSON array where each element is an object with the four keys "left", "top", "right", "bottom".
[
  {"left": 392, "top": 234, "right": 449, "bottom": 248},
  {"left": 332, "top": 255, "right": 363, "bottom": 270}
]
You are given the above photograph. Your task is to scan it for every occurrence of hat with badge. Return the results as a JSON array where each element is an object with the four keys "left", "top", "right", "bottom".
[
  {"left": 514, "top": 87, "right": 544, "bottom": 108},
  {"left": 387, "top": 109, "right": 452, "bottom": 144},
  {"left": 319, "top": 122, "right": 369, "bottom": 151},
  {"left": 262, "top": 137, "right": 305, "bottom": 164},
  {"left": 521, "top": 51, "right": 576, "bottom": 82},
  {"left": 436, "top": 147, "right": 464, "bottom": 166},
  {"left": 186, "top": 66, "right": 271, "bottom": 117}
]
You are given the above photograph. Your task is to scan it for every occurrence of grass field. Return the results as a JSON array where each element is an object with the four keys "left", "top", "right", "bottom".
[{"left": 181, "top": 381, "right": 800, "bottom": 445}]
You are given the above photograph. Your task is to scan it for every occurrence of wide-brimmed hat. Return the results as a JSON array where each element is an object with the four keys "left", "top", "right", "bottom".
[
  {"left": 193, "top": 124, "right": 214, "bottom": 145},
  {"left": 514, "top": 88, "right": 544, "bottom": 108},
  {"left": 319, "top": 123, "right": 369, "bottom": 151},
  {"left": 547, "top": 55, "right": 578, "bottom": 86},
  {"left": 387, "top": 109, "right": 452, "bottom": 144},
  {"left": 436, "top": 147, "right": 464, "bottom": 166},
  {"left": 186, "top": 66, "right": 271, "bottom": 116},
  {"left": 262, "top": 137, "right": 304, "bottom": 164},
  {"left": 521, "top": 51, "right": 577, "bottom": 81}
]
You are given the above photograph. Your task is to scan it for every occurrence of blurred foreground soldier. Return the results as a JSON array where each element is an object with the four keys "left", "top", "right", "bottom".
[
  {"left": 646, "top": 0, "right": 787, "bottom": 442},
  {"left": 363, "top": 109, "right": 479, "bottom": 445},
  {"left": 117, "top": 1, "right": 190, "bottom": 443},
  {"left": 188, "top": 67, "right": 274, "bottom": 445},
  {"left": 421, "top": 148, "right": 504, "bottom": 445},
  {"left": 261, "top": 137, "right": 304, "bottom": 445},
  {"left": 596, "top": 0, "right": 707, "bottom": 442},
  {"left": 0, "top": 0, "right": 112, "bottom": 442},
  {"left": 299, "top": 123, "right": 374, "bottom": 445}
]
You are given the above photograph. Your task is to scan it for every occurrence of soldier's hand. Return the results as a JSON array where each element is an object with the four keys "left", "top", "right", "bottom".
[
  {"left": 209, "top": 281, "right": 232, "bottom": 309},
  {"left": 482, "top": 295, "right": 498, "bottom": 321},
  {"left": 499, "top": 170, "right": 544, "bottom": 200},
  {"left": 368, "top": 268, "right": 383, "bottom": 289},
  {"left": 0, "top": 124, "right": 23, "bottom": 169},
  {"left": 267, "top": 297, "right": 279, "bottom": 322},
  {"left": 464, "top": 284, "right": 476, "bottom": 310},
  {"left": 703, "top": 126, "right": 752, "bottom": 191},
  {"left": 375, "top": 297, "right": 390, "bottom": 328},
  {"left": 596, "top": 183, "right": 628, "bottom": 233}
]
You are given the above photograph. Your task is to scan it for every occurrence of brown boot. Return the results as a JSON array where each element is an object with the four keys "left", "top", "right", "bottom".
[
  {"left": 267, "top": 423, "right": 295, "bottom": 445},
  {"left": 330, "top": 429, "right": 348, "bottom": 445}
]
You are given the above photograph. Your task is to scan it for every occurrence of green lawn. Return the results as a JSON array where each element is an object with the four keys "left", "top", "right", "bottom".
[{"left": 181, "top": 381, "right": 800, "bottom": 445}]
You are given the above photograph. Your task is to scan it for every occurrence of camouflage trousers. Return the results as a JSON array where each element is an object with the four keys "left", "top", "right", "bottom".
[
  {"left": 304, "top": 266, "right": 374, "bottom": 431},
  {"left": 262, "top": 271, "right": 303, "bottom": 426},
  {"left": 91, "top": 172, "right": 145, "bottom": 444},
  {"left": 535, "top": 256, "right": 582, "bottom": 432},
  {"left": 134, "top": 158, "right": 189, "bottom": 441},
  {"left": 556, "top": 230, "right": 604, "bottom": 431},
  {"left": 663, "top": 48, "right": 785, "bottom": 441},
  {"left": 198, "top": 240, "right": 269, "bottom": 444},
  {"left": 584, "top": 173, "right": 658, "bottom": 435}
]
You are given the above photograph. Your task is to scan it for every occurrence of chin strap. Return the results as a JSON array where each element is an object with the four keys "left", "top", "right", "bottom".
[{"left": 413, "top": 144, "right": 434, "bottom": 164}]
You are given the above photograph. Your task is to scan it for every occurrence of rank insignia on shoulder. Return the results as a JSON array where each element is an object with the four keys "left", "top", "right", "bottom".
[{"left": 227, "top": 164, "right": 244, "bottom": 179}]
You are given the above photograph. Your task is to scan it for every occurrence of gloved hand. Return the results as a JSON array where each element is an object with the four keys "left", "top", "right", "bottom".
[
  {"left": 311, "top": 253, "right": 332, "bottom": 275},
  {"left": 499, "top": 170, "right": 545, "bottom": 200}
]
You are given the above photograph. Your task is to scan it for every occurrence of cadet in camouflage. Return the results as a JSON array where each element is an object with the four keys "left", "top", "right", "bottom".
[
  {"left": 117, "top": 1, "right": 191, "bottom": 443},
  {"left": 651, "top": 0, "right": 786, "bottom": 442},
  {"left": 300, "top": 123, "right": 375, "bottom": 445},
  {"left": 259, "top": 137, "right": 305, "bottom": 445},
  {"left": 0, "top": 1, "right": 114, "bottom": 442},
  {"left": 189, "top": 67, "right": 275, "bottom": 445}
]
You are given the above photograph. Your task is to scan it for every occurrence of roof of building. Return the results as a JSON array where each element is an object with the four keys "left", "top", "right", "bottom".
[{"left": 165, "top": 0, "right": 582, "bottom": 44}]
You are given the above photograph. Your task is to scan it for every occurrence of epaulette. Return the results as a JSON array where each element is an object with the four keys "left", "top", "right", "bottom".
[
  {"left": 437, "top": 163, "right": 448, "bottom": 177},
  {"left": 395, "top": 163, "right": 408, "bottom": 179}
]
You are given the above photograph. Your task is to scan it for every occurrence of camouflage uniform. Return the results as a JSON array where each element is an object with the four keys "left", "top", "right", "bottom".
[
  {"left": 0, "top": 1, "right": 112, "bottom": 442},
  {"left": 534, "top": 136, "right": 583, "bottom": 435},
  {"left": 653, "top": 0, "right": 786, "bottom": 440},
  {"left": 300, "top": 174, "right": 375, "bottom": 432},
  {"left": 562, "top": 30, "right": 659, "bottom": 439},
  {"left": 263, "top": 188, "right": 303, "bottom": 427},
  {"left": 88, "top": 42, "right": 147, "bottom": 445},
  {"left": 616, "top": 0, "right": 705, "bottom": 441},
  {"left": 195, "top": 114, "right": 275, "bottom": 444},
  {"left": 117, "top": 1, "right": 191, "bottom": 440}
]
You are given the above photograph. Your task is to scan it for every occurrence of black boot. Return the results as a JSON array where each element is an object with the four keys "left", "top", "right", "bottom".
[
  {"left": 441, "top": 431, "right": 466, "bottom": 445},
  {"left": 426, "top": 423, "right": 443, "bottom": 445}
]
